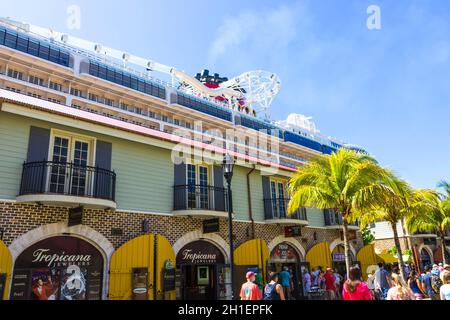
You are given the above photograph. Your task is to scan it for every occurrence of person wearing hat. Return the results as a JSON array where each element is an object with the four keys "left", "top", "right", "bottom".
[{"left": 239, "top": 271, "right": 262, "bottom": 300}]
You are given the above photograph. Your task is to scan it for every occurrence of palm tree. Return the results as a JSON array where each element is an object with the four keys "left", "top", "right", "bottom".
[
  {"left": 287, "top": 149, "right": 387, "bottom": 277},
  {"left": 437, "top": 180, "right": 450, "bottom": 196},
  {"left": 405, "top": 191, "right": 450, "bottom": 265},
  {"left": 358, "top": 173, "right": 431, "bottom": 281}
]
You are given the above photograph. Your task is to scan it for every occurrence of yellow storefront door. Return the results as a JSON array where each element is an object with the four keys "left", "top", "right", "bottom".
[{"left": 0, "top": 240, "right": 12, "bottom": 300}]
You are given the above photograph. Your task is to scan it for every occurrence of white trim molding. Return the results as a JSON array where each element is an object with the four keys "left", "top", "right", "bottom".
[
  {"left": 172, "top": 229, "right": 230, "bottom": 263},
  {"left": 8, "top": 222, "right": 114, "bottom": 300},
  {"left": 329, "top": 238, "right": 357, "bottom": 259},
  {"left": 417, "top": 244, "right": 434, "bottom": 262},
  {"left": 267, "top": 235, "right": 306, "bottom": 260}
]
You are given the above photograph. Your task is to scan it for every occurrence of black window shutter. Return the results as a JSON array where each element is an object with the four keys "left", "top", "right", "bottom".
[
  {"left": 173, "top": 161, "right": 186, "bottom": 210},
  {"left": 213, "top": 166, "right": 225, "bottom": 211},
  {"left": 27, "top": 126, "right": 50, "bottom": 162},
  {"left": 94, "top": 140, "right": 112, "bottom": 199},
  {"left": 262, "top": 176, "right": 273, "bottom": 219},
  {"left": 324, "top": 209, "right": 331, "bottom": 226},
  {"left": 24, "top": 127, "right": 50, "bottom": 194},
  {"left": 95, "top": 140, "right": 112, "bottom": 170}
]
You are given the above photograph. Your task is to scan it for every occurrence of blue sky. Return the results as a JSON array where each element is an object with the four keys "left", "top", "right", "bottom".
[{"left": 2, "top": 0, "right": 449, "bottom": 189}]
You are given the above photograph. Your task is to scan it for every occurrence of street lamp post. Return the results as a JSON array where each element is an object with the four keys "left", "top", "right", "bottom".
[{"left": 222, "top": 154, "right": 235, "bottom": 300}]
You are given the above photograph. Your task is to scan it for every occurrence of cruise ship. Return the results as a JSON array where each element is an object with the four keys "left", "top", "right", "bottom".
[{"left": 0, "top": 18, "right": 374, "bottom": 301}]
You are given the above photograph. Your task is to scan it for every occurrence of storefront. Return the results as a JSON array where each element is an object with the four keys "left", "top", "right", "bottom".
[
  {"left": 332, "top": 245, "right": 355, "bottom": 276},
  {"left": 176, "top": 240, "right": 227, "bottom": 300},
  {"left": 419, "top": 248, "right": 432, "bottom": 270},
  {"left": 267, "top": 242, "right": 308, "bottom": 299},
  {"left": 10, "top": 236, "right": 104, "bottom": 300}
]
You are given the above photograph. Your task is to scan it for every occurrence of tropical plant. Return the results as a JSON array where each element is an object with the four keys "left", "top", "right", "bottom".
[
  {"left": 405, "top": 190, "right": 450, "bottom": 265},
  {"left": 287, "top": 149, "right": 388, "bottom": 277},
  {"left": 356, "top": 174, "right": 432, "bottom": 281},
  {"left": 437, "top": 180, "right": 450, "bottom": 196},
  {"left": 361, "top": 226, "right": 375, "bottom": 246}
]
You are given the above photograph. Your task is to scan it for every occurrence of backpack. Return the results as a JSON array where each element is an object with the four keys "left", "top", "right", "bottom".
[{"left": 431, "top": 275, "right": 443, "bottom": 294}]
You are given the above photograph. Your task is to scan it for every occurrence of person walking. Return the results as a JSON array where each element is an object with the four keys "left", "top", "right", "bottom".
[
  {"left": 342, "top": 266, "right": 372, "bottom": 300},
  {"left": 333, "top": 269, "right": 342, "bottom": 299},
  {"left": 278, "top": 266, "right": 292, "bottom": 300},
  {"left": 324, "top": 268, "right": 336, "bottom": 300},
  {"left": 386, "top": 273, "right": 415, "bottom": 300},
  {"left": 239, "top": 271, "right": 262, "bottom": 300},
  {"left": 263, "top": 272, "right": 286, "bottom": 301},
  {"left": 303, "top": 268, "right": 312, "bottom": 296},
  {"left": 439, "top": 271, "right": 450, "bottom": 300},
  {"left": 374, "top": 263, "right": 391, "bottom": 300},
  {"left": 422, "top": 266, "right": 436, "bottom": 300},
  {"left": 408, "top": 270, "right": 425, "bottom": 300},
  {"left": 366, "top": 270, "right": 377, "bottom": 300},
  {"left": 312, "top": 266, "right": 322, "bottom": 287}
]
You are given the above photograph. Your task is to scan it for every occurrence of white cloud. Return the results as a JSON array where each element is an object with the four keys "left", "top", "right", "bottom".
[{"left": 208, "top": 4, "right": 301, "bottom": 64}]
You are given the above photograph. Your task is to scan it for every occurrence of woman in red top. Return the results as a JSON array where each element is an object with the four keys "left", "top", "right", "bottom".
[{"left": 342, "top": 266, "right": 373, "bottom": 300}]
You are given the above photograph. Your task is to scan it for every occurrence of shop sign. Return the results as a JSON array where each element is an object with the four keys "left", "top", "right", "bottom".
[
  {"left": 284, "top": 226, "right": 301, "bottom": 237},
  {"left": 11, "top": 236, "right": 104, "bottom": 300},
  {"left": 270, "top": 243, "right": 298, "bottom": 263},
  {"left": 332, "top": 253, "right": 345, "bottom": 262},
  {"left": 176, "top": 241, "right": 225, "bottom": 265},
  {"left": 132, "top": 268, "right": 148, "bottom": 299},
  {"left": 162, "top": 260, "right": 175, "bottom": 292},
  {"left": 203, "top": 219, "right": 220, "bottom": 234},
  {"left": 10, "top": 270, "right": 30, "bottom": 300},
  {"left": 68, "top": 206, "right": 83, "bottom": 227}
]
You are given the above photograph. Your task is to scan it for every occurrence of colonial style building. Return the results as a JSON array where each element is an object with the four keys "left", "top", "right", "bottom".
[
  {"left": 370, "top": 221, "right": 450, "bottom": 270},
  {"left": 0, "top": 20, "right": 374, "bottom": 301}
]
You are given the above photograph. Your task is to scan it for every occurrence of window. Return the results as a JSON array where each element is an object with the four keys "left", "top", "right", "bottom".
[
  {"left": 135, "top": 107, "right": 142, "bottom": 115},
  {"left": 270, "top": 179, "right": 288, "bottom": 218},
  {"left": 29, "top": 75, "right": 44, "bottom": 86},
  {"left": 7, "top": 69, "right": 23, "bottom": 80},
  {"left": 174, "top": 119, "right": 180, "bottom": 126},
  {"left": 88, "top": 93, "right": 99, "bottom": 102},
  {"left": 70, "top": 88, "right": 83, "bottom": 97},
  {"left": 48, "top": 97, "right": 61, "bottom": 104},
  {"left": 27, "top": 92, "right": 42, "bottom": 99},
  {"left": 49, "top": 81, "right": 62, "bottom": 91},
  {"left": 38, "top": 44, "right": 50, "bottom": 60},
  {"left": 104, "top": 98, "right": 114, "bottom": 106},
  {"left": 120, "top": 103, "right": 128, "bottom": 111},
  {"left": 6, "top": 86, "right": 21, "bottom": 93},
  {"left": 48, "top": 131, "right": 94, "bottom": 196},
  {"left": 16, "top": 35, "right": 28, "bottom": 53},
  {"left": 187, "top": 164, "right": 210, "bottom": 209}
]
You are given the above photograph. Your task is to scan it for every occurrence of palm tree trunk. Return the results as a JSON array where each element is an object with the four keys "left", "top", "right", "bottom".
[
  {"left": 441, "top": 230, "right": 447, "bottom": 265},
  {"left": 391, "top": 222, "right": 406, "bottom": 282},
  {"left": 342, "top": 218, "right": 351, "bottom": 279}
]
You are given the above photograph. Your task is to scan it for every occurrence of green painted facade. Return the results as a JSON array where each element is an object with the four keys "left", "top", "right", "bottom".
[{"left": 0, "top": 110, "right": 327, "bottom": 225}]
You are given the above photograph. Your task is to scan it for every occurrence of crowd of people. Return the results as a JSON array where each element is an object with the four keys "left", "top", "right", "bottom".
[{"left": 239, "top": 262, "right": 450, "bottom": 301}]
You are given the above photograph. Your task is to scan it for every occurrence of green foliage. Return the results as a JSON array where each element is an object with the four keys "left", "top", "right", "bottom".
[{"left": 362, "top": 226, "right": 375, "bottom": 245}]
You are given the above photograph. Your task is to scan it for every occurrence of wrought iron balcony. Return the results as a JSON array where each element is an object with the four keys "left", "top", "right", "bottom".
[
  {"left": 17, "top": 161, "right": 116, "bottom": 209},
  {"left": 263, "top": 198, "right": 308, "bottom": 224},
  {"left": 173, "top": 185, "right": 227, "bottom": 214}
]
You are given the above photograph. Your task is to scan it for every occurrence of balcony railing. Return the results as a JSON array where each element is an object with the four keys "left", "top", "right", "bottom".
[
  {"left": 263, "top": 198, "right": 308, "bottom": 221},
  {"left": 324, "top": 209, "right": 359, "bottom": 227},
  {"left": 19, "top": 161, "right": 116, "bottom": 201},
  {"left": 173, "top": 185, "right": 227, "bottom": 212}
]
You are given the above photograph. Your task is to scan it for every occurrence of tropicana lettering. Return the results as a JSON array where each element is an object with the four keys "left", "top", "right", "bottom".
[
  {"left": 182, "top": 249, "right": 216, "bottom": 263},
  {"left": 32, "top": 249, "right": 91, "bottom": 267}
]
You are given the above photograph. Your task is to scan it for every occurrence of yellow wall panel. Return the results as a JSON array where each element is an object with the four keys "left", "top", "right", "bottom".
[
  {"left": 234, "top": 239, "right": 269, "bottom": 282},
  {"left": 357, "top": 244, "right": 379, "bottom": 280},
  {"left": 109, "top": 234, "right": 154, "bottom": 300},
  {"left": 0, "top": 241, "right": 12, "bottom": 300},
  {"left": 306, "top": 242, "right": 332, "bottom": 271}
]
